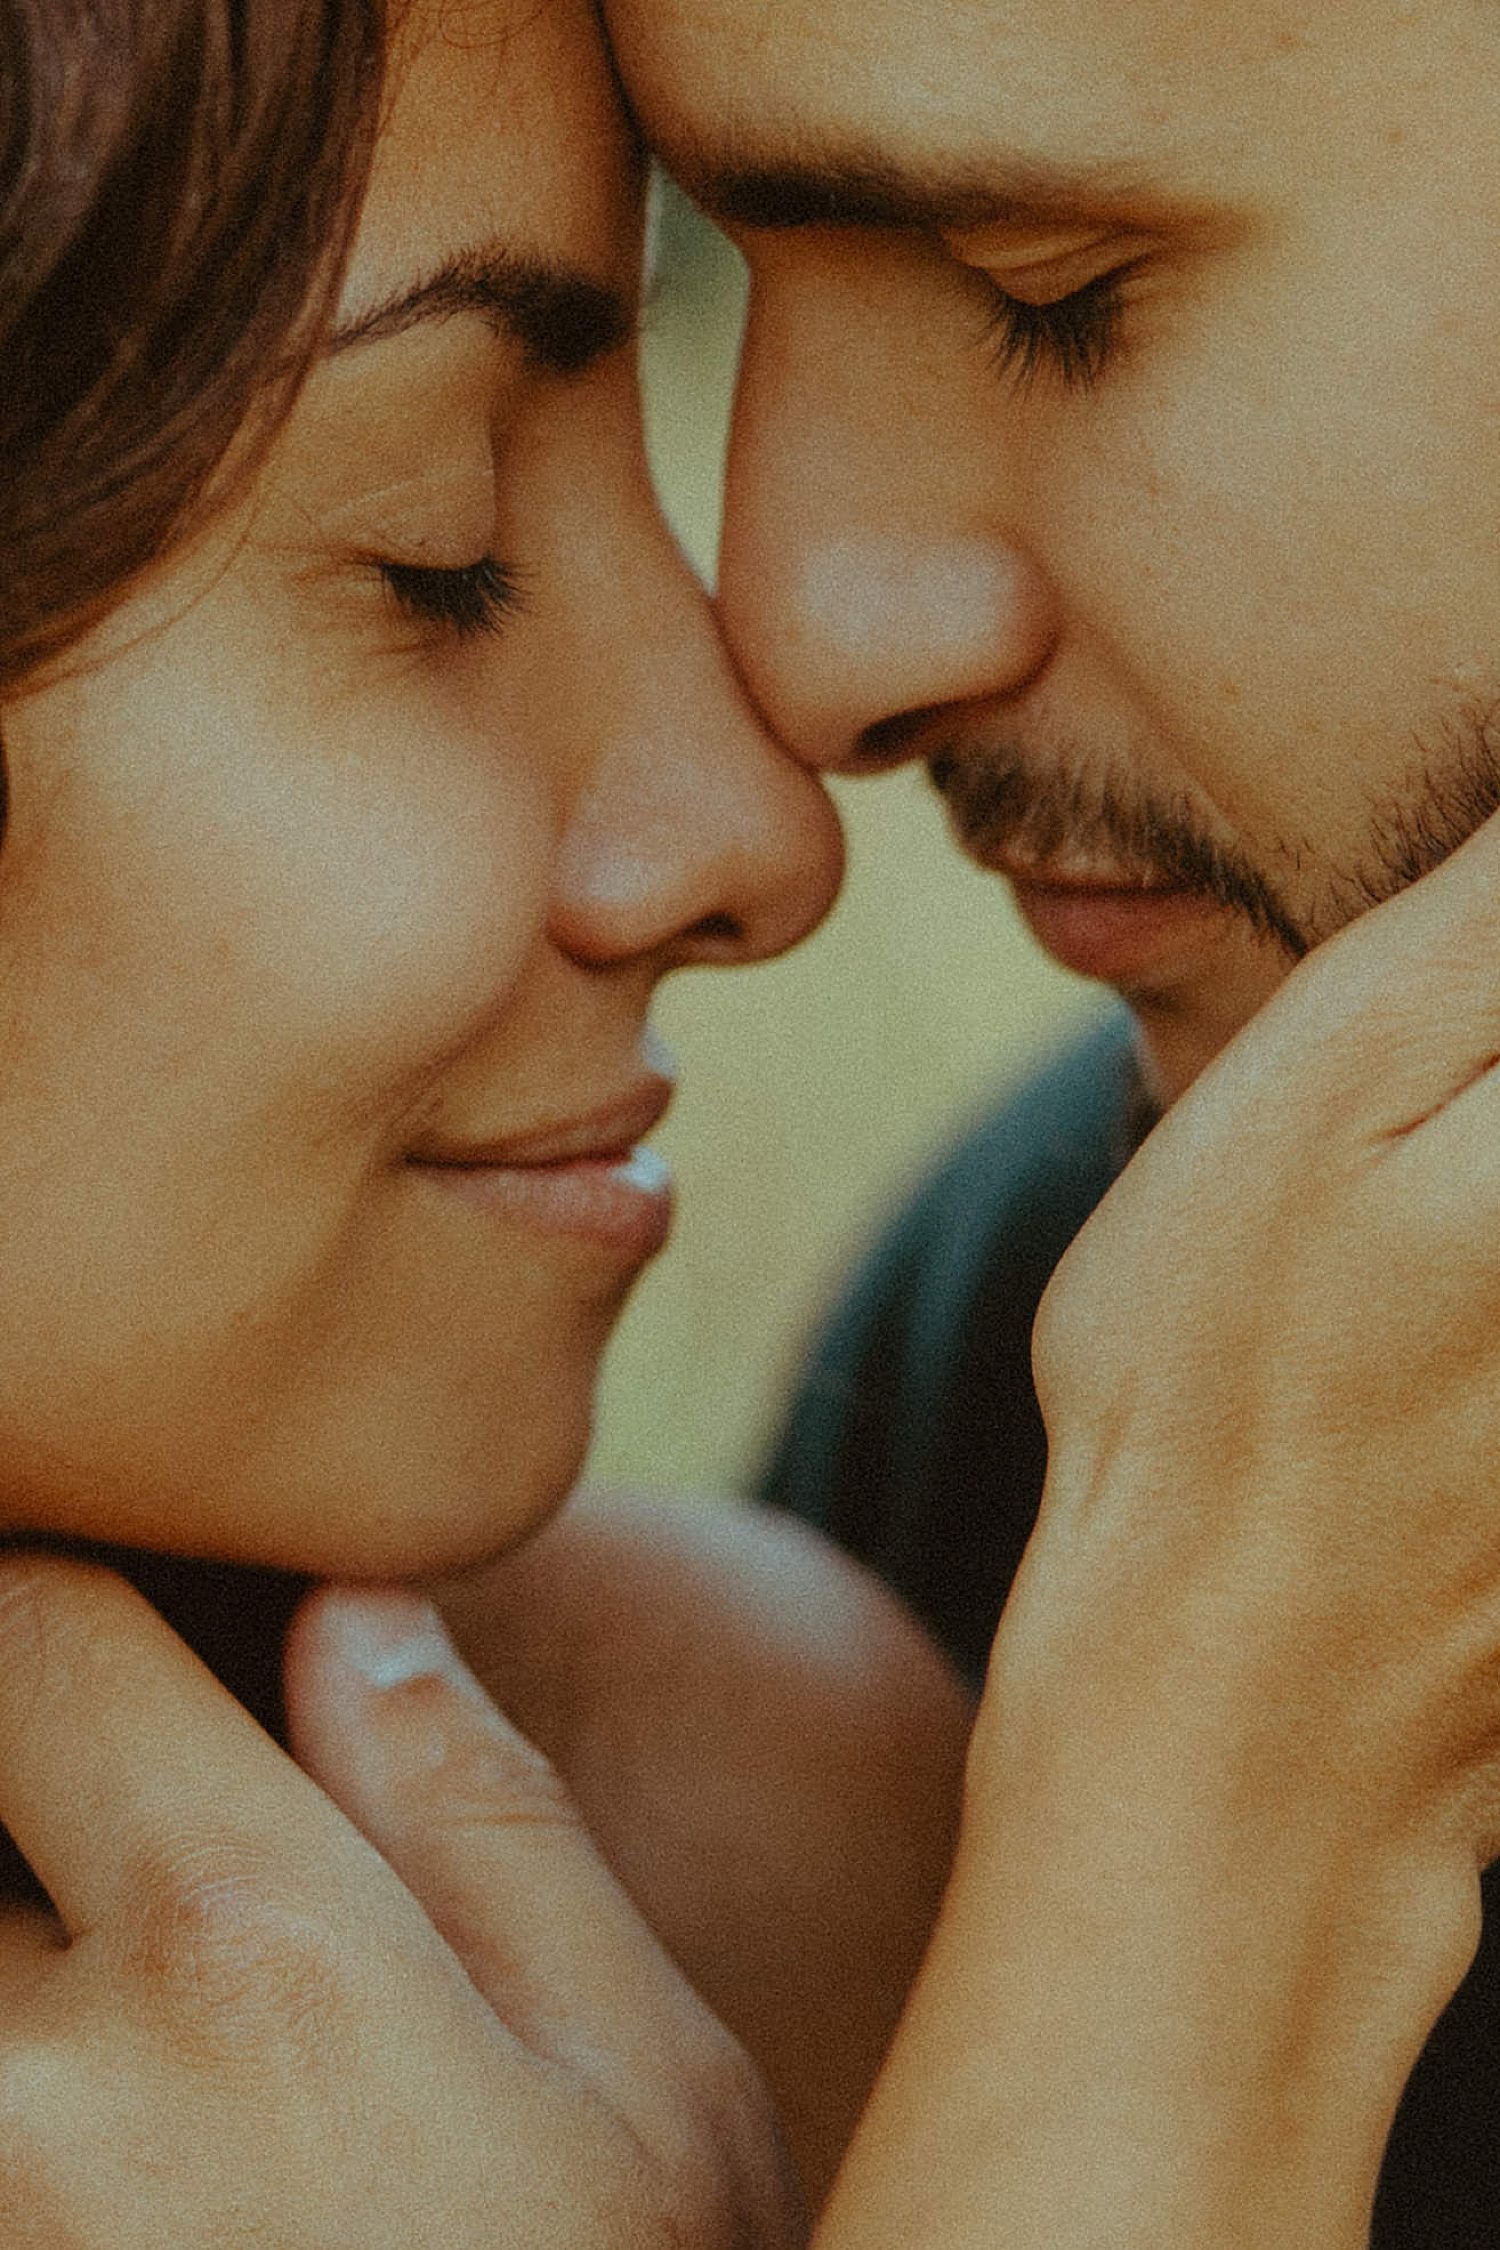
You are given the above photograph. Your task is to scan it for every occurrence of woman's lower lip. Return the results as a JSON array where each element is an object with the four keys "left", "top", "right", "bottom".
[
  {"left": 1009, "top": 877, "right": 1222, "bottom": 984},
  {"left": 412, "top": 1145, "right": 675, "bottom": 1262}
]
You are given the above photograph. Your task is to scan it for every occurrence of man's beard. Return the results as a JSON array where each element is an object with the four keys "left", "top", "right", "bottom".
[{"left": 923, "top": 694, "right": 1500, "bottom": 962}]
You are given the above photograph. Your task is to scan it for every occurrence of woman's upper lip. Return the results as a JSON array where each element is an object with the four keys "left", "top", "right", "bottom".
[{"left": 409, "top": 1076, "right": 674, "bottom": 1169}]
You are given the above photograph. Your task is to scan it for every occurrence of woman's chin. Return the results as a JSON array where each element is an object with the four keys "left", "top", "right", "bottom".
[
  {"left": 305, "top": 1416, "right": 598, "bottom": 1585},
  {"left": 315, "top": 1470, "right": 587, "bottom": 1587},
  {"left": 240, "top": 1460, "right": 591, "bottom": 1586},
  {"left": 0, "top": 1415, "right": 595, "bottom": 1590}
]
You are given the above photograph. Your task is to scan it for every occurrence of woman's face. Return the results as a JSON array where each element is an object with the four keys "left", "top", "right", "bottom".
[{"left": 0, "top": 0, "right": 842, "bottom": 1577}]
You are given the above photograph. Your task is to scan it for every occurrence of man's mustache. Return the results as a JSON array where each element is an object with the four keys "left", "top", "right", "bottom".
[{"left": 925, "top": 737, "right": 1311, "bottom": 961}]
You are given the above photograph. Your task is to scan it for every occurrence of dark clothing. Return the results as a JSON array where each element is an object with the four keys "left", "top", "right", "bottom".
[{"left": 762, "top": 1013, "right": 1500, "bottom": 2246}]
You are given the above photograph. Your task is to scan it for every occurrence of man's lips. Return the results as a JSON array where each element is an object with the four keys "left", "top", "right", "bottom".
[
  {"left": 1001, "top": 862, "right": 1224, "bottom": 985},
  {"left": 985, "top": 837, "right": 1179, "bottom": 893}
]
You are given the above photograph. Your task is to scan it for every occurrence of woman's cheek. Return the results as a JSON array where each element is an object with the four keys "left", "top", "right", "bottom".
[
  {"left": 130, "top": 660, "right": 560, "bottom": 1119},
  {"left": 257, "top": 752, "right": 555, "bottom": 1098}
]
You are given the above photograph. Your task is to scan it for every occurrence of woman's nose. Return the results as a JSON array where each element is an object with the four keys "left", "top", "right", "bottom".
[
  {"left": 716, "top": 250, "right": 1059, "bottom": 773},
  {"left": 549, "top": 545, "right": 845, "bottom": 975}
]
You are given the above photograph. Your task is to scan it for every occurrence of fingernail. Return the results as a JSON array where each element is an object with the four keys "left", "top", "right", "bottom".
[{"left": 326, "top": 1588, "right": 467, "bottom": 1692}]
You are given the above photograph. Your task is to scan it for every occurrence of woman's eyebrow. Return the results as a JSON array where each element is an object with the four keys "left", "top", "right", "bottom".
[{"left": 330, "top": 242, "right": 636, "bottom": 373}]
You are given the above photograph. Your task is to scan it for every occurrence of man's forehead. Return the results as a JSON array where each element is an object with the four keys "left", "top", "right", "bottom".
[
  {"left": 607, "top": 0, "right": 1457, "bottom": 207},
  {"left": 613, "top": 0, "right": 1283, "bottom": 139}
]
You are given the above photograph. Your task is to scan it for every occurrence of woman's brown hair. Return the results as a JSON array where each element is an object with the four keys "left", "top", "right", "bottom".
[{"left": 0, "top": 0, "right": 386, "bottom": 695}]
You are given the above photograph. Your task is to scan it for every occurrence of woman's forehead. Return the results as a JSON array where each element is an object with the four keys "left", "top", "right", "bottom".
[{"left": 345, "top": 0, "right": 646, "bottom": 328}]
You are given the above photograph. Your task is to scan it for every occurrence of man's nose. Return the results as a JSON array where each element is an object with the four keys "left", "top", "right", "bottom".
[{"left": 717, "top": 254, "right": 1058, "bottom": 772}]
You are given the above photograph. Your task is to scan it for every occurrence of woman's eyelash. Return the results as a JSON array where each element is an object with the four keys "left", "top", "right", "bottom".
[
  {"left": 379, "top": 556, "right": 524, "bottom": 640},
  {"left": 984, "top": 270, "right": 1127, "bottom": 392}
]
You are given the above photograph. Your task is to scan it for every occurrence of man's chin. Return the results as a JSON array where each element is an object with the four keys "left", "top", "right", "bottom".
[{"left": 1118, "top": 925, "right": 1296, "bottom": 1109}]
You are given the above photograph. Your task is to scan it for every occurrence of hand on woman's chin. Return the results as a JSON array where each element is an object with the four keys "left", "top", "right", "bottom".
[
  {"left": 0, "top": 1538, "right": 310, "bottom": 1906},
  {"left": 0, "top": 1399, "right": 596, "bottom": 1809}
]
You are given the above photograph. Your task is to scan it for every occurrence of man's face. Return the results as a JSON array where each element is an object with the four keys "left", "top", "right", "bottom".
[{"left": 610, "top": 0, "right": 1500, "bottom": 1097}]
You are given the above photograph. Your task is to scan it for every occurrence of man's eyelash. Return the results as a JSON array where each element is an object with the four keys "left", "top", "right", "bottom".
[
  {"left": 983, "top": 271, "right": 1127, "bottom": 392},
  {"left": 379, "top": 556, "right": 525, "bottom": 640}
]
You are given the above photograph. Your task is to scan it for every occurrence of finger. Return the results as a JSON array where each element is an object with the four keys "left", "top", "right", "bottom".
[
  {"left": 1333, "top": 792, "right": 1500, "bottom": 975},
  {"left": 1244, "top": 802, "right": 1500, "bottom": 1117},
  {"left": 0, "top": 1554, "right": 386, "bottom": 1939},
  {"left": 286, "top": 1585, "right": 748, "bottom": 2122}
]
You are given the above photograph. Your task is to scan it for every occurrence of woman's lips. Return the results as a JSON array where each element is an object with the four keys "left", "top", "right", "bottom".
[
  {"left": 416, "top": 1143, "right": 675, "bottom": 1261},
  {"left": 1006, "top": 869, "right": 1225, "bottom": 985},
  {"left": 406, "top": 1078, "right": 676, "bottom": 1262}
]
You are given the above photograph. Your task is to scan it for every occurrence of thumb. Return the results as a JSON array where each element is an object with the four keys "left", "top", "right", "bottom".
[{"left": 283, "top": 1583, "right": 768, "bottom": 2164}]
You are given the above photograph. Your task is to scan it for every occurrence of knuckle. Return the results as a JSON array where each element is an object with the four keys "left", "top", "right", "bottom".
[
  {"left": 1031, "top": 1251, "right": 1095, "bottom": 1417},
  {"left": 0, "top": 1558, "right": 164, "bottom": 1766},
  {"left": 0, "top": 1558, "right": 53, "bottom": 1658},
  {"left": 643, "top": 2023, "right": 800, "bottom": 2250},
  {"left": 384, "top": 1672, "right": 582, "bottom": 1836},
  {"left": 123, "top": 1832, "right": 361, "bottom": 2070},
  {"left": 686, "top": 2011, "right": 769, "bottom": 2115},
  {"left": 0, "top": 1553, "right": 124, "bottom": 1662},
  {"left": 0, "top": 1561, "right": 78, "bottom": 1745},
  {"left": 700, "top": 2031, "right": 785, "bottom": 2172},
  {"left": 649, "top": 2000, "right": 779, "bottom": 2159}
]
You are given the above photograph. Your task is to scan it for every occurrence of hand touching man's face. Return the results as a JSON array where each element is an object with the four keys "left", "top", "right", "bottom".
[{"left": 612, "top": 0, "right": 1500, "bottom": 1098}]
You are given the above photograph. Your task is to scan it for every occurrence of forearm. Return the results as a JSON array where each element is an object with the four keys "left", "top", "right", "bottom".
[{"left": 816, "top": 1621, "right": 1477, "bottom": 2249}]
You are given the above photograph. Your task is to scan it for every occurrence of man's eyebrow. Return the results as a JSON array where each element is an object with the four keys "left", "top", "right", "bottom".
[
  {"left": 329, "top": 244, "right": 636, "bottom": 374},
  {"left": 676, "top": 147, "right": 1158, "bottom": 233}
]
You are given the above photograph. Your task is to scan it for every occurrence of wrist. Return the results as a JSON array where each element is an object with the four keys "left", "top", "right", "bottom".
[
  {"left": 907, "top": 1625, "right": 1478, "bottom": 2249},
  {"left": 984, "top": 1432, "right": 1495, "bottom": 1864},
  {"left": 820, "top": 1748, "right": 1475, "bottom": 2250},
  {"left": 819, "top": 1469, "right": 1483, "bottom": 2250}
]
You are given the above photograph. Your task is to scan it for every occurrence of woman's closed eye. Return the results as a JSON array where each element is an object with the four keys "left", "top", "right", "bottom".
[
  {"left": 982, "top": 268, "right": 1131, "bottom": 394},
  {"left": 379, "top": 555, "right": 525, "bottom": 640}
]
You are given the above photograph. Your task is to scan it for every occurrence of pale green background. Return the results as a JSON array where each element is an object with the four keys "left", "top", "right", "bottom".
[{"left": 586, "top": 195, "right": 1105, "bottom": 1495}]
